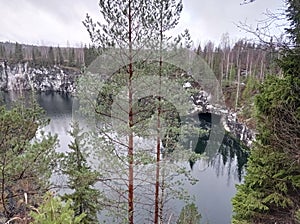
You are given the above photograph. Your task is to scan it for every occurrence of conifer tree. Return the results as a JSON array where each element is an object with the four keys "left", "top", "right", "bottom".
[
  {"left": 57, "top": 46, "right": 64, "bottom": 65},
  {"left": 31, "top": 46, "right": 36, "bottom": 65},
  {"left": 68, "top": 48, "right": 75, "bottom": 67},
  {"left": 232, "top": 1, "right": 300, "bottom": 223},
  {"left": 81, "top": 1, "right": 201, "bottom": 223},
  {"left": 176, "top": 203, "right": 201, "bottom": 224},
  {"left": 34, "top": 48, "right": 43, "bottom": 66},
  {"left": 48, "top": 46, "right": 55, "bottom": 65},
  {"left": 0, "top": 98, "right": 59, "bottom": 222},
  {"left": 147, "top": 1, "right": 185, "bottom": 223},
  {"left": 83, "top": 1, "right": 157, "bottom": 223},
  {"left": 286, "top": 0, "right": 300, "bottom": 45},
  {"left": 61, "top": 122, "right": 101, "bottom": 224},
  {"left": 83, "top": 44, "right": 98, "bottom": 67},
  {"left": 30, "top": 192, "right": 85, "bottom": 224},
  {"left": 0, "top": 45, "right": 5, "bottom": 59},
  {"left": 14, "top": 42, "right": 23, "bottom": 63}
]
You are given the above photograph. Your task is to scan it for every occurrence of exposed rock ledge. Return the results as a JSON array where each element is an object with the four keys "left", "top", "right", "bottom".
[
  {"left": 189, "top": 89, "right": 256, "bottom": 147},
  {"left": 0, "top": 62, "right": 256, "bottom": 147},
  {"left": 0, "top": 61, "right": 79, "bottom": 93}
]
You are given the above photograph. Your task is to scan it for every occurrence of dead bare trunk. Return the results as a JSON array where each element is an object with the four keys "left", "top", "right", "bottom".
[
  {"left": 246, "top": 50, "right": 249, "bottom": 78},
  {"left": 235, "top": 46, "right": 241, "bottom": 111},
  {"left": 235, "top": 59, "right": 241, "bottom": 111},
  {"left": 249, "top": 50, "right": 253, "bottom": 78},
  {"left": 260, "top": 52, "right": 265, "bottom": 81}
]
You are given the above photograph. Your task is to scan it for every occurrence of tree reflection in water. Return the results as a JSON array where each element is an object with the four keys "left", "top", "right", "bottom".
[{"left": 183, "top": 112, "right": 249, "bottom": 182}]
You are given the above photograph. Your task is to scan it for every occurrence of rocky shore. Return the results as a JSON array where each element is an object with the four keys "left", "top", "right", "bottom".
[
  {"left": 0, "top": 62, "right": 256, "bottom": 147},
  {"left": 190, "top": 89, "right": 256, "bottom": 147}
]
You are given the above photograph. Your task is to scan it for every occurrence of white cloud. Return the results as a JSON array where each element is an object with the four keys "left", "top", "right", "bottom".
[{"left": 0, "top": 0, "right": 287, "bottom": 47}]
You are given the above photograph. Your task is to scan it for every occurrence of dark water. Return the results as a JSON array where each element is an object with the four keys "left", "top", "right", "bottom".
[{"left": 2, "top": 92, "right": 248, "bottom": 224}]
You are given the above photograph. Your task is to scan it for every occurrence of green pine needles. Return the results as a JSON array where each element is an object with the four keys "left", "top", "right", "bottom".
[
  {"left": 232, "top": 1, "right": 300, "bottom": 223},
  {"left": 232, "top": 56, "right": 300, "bottom": 224},
  {"left": 61, "top": 122, "right": 101, "bottom": 224}
]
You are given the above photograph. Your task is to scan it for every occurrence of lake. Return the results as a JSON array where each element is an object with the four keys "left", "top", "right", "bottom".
[{"left": 2, "top": 91, "right": 248, "bottom": 224}]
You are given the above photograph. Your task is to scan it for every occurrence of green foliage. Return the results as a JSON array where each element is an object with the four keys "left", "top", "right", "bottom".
[
  {"left": 83, "top": 44, "right": 98, "bottom": 67},
  {"left": 14, "top": 42, "right": 23, "bottom": 62},
  {"left": 0, "top": 45, "right": 6, "bottom": 59},
  {"left": 94, "top": 61, "right": 191, "bottom": 152},
  {"left": 295, "top": 209, "right": 300, "bottom": 222},
  {"left": 229, "top": 66, "right": 236, "bottom": 83},
  {"left": 176, "top": 203, "right": 201, "bottom": 224},
  {"left": 240, "top": 75, "right": 259, "bottom": 120},
  {"left": 58, "top": 46, "right": 64, "bottom": 65},
  {"left": 31, "top": 46, "right": 36, "bottom": 65},
  {"left": 68, "top": 48, "right": 76, "bottom": 67},
  {"left": 281, "top": 0, "right": 300, "bottom": 78},
  {"left": 30, "top": 192, "right": 85, "bottom": 224},
  {"left": 279, "top": 47, "right": 300, "bottom": 79},
  {"left": 233, "top": 2, "right": 300, "bottom": 222},
  {"left": 255, "top": 75, "right": 300, "bottom": 145},
  {"left": 61, "top": 122, "right": 101, "bottom": 224},
  {"left": 84, "top": 0, "right": 153, "bottom": 50},
  {"left": 48, "top": 46, "right": 55, "bottom": 65},
  {"left": 242, "top": 75, "right": 259, "bottom": 101},
  {"left": 285, "top": 0, "right": 300, "bottom": 45},
  {"left": 212, "top": 47, "right": 223, "bottom": 81},
  {"left": 232, "top": 76, "right": 300, "bottom": 223},
  {"left": 232, "top": 145, "right": 299, "bottom": 222},
  {"left": 82, "top": 1, "right": 202, "bottom": 223},
  {"left": 0, "top": 96, "right": 59, "bottom": 221}
]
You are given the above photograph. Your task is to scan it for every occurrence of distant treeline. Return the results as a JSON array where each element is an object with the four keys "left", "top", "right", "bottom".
[
  {"left": 0, "top": 38, "right": 281, "bottom": 82},
  {"left": 0, "top": 41, "right": 98, "bottom": 68},
  {"left": 196, "top": 38, "right": 282, "bottom": 83}
]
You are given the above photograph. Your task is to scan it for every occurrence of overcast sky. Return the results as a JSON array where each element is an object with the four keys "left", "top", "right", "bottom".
[{"left": 0, "top": 0, "right": 286, "bottom": 47}]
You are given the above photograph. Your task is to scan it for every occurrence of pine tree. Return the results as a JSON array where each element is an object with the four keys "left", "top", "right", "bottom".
[
  {"left": 68, "top": 48, "right": 75, "bottom": 67},
  {"left": 83, "top": 1, "right": 157, "bottom": 223},
  {"left": 285, "top": 0, "right": 300, "bottom": 45},
  {"left": 0, "top": 45, "right": 5, "bottom": 59},
  {"left": 31, "top": 46, "right": 36, "bottom": 65},
  {"left": 147, "top": 1, "right": 184, "bottom": 223},
  {"left": 83, "top": 44, "right": 98, "bottom": 67},
  {"left": 36, "top": 48, "right": 43, "bottom": 66},
  {"left": 81, "top": 1, "right": 201, "bottom": 223},
  {"left": 61, "top": 122, "right": 101, "bottom": 224},
  {"left": 280, "top": 0, "right": 300, "bottom": 79},
  {"left": 0, "top": 98, "right": 59, "bottom": 222},
  {"left": 14, "top": 42, "right": 23, "bottom": 63},
  {"left": 30, "top": 192, "right": 85, "bottom": 224},
  {"left": 48, "top": 46, "right": 55, "bottom": 65},
  {"left": 57, "top": 46, "right": 64, "bottom": 65},
  {"left": 176, "top": 203, "right": 201, "bottom": 224},
  {"left": 232, "top": 76, "right": 300, "bottom": 223}
]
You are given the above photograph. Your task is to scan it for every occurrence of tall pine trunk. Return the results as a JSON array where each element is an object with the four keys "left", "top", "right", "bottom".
[
  {"left": 128, "top": 1, "right": 134, "bottom": 223},
  {"left": 154, "top": 3, "right": 163, "bottom": 221}
]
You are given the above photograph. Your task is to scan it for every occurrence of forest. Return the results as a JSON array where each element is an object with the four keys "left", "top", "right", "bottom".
[{"left": 0, "top": 0, "right": 299, "bottom": 223}]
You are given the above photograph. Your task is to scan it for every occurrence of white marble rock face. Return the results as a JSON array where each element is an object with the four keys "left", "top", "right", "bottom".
[
  {"left": 0, "top": 62, "right": 256, "bottom": 147},
  {"left": 0, "top": 62, "right": 79, "bottom": 93}
]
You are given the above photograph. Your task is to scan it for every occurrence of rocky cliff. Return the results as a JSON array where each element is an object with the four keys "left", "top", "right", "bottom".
[
  {"left": 0, "top": 61, "right": 255, "bottom": 147},
  {"left": 0, "top": 61, "right": 80, "bottom": 93},
  {"left": 189, "top": 89, "right": 256, "bottom": 147}
]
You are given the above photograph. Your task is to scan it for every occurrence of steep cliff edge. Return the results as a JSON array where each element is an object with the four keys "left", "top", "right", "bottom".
[
  {"left": 0, "top": 61, "right": 255, "bottom": 147},
  {"left": 0, "top": 61, "right": 80, "bottom": 93}
]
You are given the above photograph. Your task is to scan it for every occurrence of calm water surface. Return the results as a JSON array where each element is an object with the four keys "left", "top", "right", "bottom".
[{"left": 3, "top": 92, "right": 247, "bottom": 224}]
